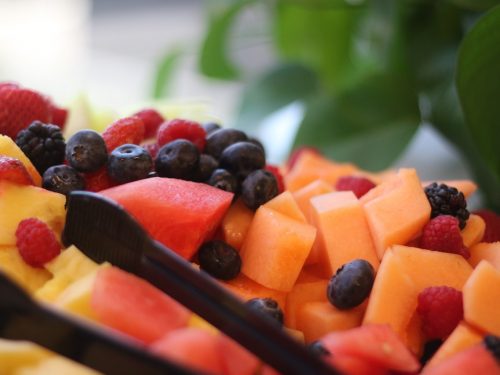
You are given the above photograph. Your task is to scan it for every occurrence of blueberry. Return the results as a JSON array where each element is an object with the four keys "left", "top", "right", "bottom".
[
  {"left": 327, "top": 259, "right": 375, "bottom": 310},
  {"left": 205, "top": 128, "right": 247, "bottom": 159},
  {"left": 219, "top": 141, "right": 265, "bottom": 180},
  {"left": 207, "top": 168, "right": 238, "bottom": 193},
  {"left": 107, "top": 144, "right": 153, "bottom": 183},
  {"left": 42, "top": 165, "right": 85, "bottom": 195},
  {"left": 193, "top": 154, "right": 218, "bottom": 182},
  {"left": 202, "top": 122, "right": 221, "bottom": 135},
  {"left": 198, "top": 240, "right": 241, "bottom": 280},
  {"left": 247, "top": 137, "right": 266, "bottom": 159},
  {"left": 65, "top": 130, "right": 108, "bottom": 172},
  {"left": 155, "top": 139, "right": 199, "bottom": 180},
  {"left": 245, "top": 298, "right": 284, "bottom": 327},
  {"left": 308, "top": 341, "right": 331, "bottom": 358},
  {"left": 241, "top": 169, "right": 278, "bottom": 210}
]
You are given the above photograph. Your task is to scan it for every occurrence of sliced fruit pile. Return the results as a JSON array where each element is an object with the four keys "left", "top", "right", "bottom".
[{"left": 0, "top": 82, "right": 499, "bottom": 375}]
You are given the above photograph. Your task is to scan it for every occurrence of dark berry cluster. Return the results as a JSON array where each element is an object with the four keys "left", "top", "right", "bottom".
[{"left": 424, "top": 182, "right": 470, "bottom": 229}]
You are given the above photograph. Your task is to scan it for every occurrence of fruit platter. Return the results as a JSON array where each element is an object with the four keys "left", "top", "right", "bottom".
[{"left": 0, "top": 82, "right": 499, "bottom": 375}]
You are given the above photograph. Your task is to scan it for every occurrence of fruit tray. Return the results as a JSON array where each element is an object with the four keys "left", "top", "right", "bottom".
[{"left": 0, "top": 82, "right": 499, "bottom": 375}]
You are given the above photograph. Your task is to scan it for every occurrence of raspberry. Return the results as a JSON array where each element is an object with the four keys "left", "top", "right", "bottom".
[
  {"left": 133, "top": 108, "right": 165, "bottom": 139},
  {"left": 157, "top": 119, "right": 206, "bottom": 152},
  {"left": 15, "top": 218, "right": 61, "bottom": 268},
  {"left": 83, "top": 166, "right": 118, "bottom": 192},
  {"left": 287, "top": 146, "right": 320, "bottom": 170},
  {"left": 0, "top": 156, "right": 34, "bottom": 185},
  {"left": 474, "top": 210, "right": 500, "bottom": 243},
  {"left": 424, "top": 182, "right": 470, "bottom": 229},
  {"left": 420, "top": 215, "right": 470, "bottom": 259},
  {"left": 335, "top": 175, "right": 376, "bottom": 198},
  {"left": 420, "top": 215, "right": 470, "bottom": 258},
  {"left": 417, "top": 286, "right": 463, "bottom": 340},
  {"left": 102, "top": 116, "right": 145, "bottom": 152},
  {"left": 265, "top": 164, "right": 285, "bottom": 193},
  {"left": 0, "top": 85, "right": 52, "bottom": 139}
]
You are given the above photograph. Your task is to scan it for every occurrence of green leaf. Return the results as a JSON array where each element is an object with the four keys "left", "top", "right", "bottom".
[
  {"left": 457, "top": 5, "right": 500, "bottom": 174},
  {"left": 294, "top": 71, "right": 420, "bottom": 171},
  {"left": 151, "top": 48, "right": 183, "bottom": 99},
  {"left": 447, "top": 0, "right": 500, "bottom": 12},
  {"left": 199, "top": 0, "right": 255, "bottom": 80},
  {"left": 235, "top": 63, "right": 318, "bottom": 132}
]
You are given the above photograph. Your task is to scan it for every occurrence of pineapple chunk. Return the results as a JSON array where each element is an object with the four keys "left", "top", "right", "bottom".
[
  {"left": 0, "top": 339, "right": 51, "bottom": 375},
  {"left": 15, "top": 357, "right": 100, "bottom": 375}
]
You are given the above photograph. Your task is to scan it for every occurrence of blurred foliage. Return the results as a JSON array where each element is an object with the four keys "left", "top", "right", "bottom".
[{"left": 154, "top": 0, "right": 500, "bottom": 210}]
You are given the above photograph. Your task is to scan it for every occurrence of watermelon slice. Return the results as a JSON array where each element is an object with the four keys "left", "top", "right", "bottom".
[
  {"left": 217, "top": 334, "right": 260, "bottom": 375},
  {"left": 100, "top": 177, "right": 233, "bottom": 259},
  {"left": 91, "top": 267, "right": 190, "bottom": 344}
]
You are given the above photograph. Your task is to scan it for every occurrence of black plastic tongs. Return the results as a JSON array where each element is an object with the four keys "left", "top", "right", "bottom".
[
  {"left": 62, "top": 191, "right": 339, "bottom": 375},
  {"left": 0, "top": 270, "right": 199, "bottom": 375}
]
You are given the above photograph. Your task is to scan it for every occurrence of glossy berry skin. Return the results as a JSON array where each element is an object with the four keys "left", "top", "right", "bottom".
[
  {"left": 207, "top": 168, "right": 238, "bottom": 193},
  {"left": 308, "top": 341, "right": 331, "bottom": 358},
  {"left": 202, "top": 122, "right": 221, "bottom": 135},
  {"left": 205, "top": 128, "right": 247, "bottom": 159},
  {"left": 198, "top": 240, "right": 241, "bottom": 280},
  {"left": 65, "top": 130, "right": 108, "bottom": 173},
  {"left": 219, "top": 141, "right": 265, "bottom": 180},
  {"left": 327, "top": 259, "right": 375, "bottom": 310},
  {"left": 241, "top": 169, "right": 278, "bottom": 210},
  {"left": 42, "top": 165, "right": 85, "bottom": 195},
  {"left": 193, "top": 154, "right": 218, "bottom": 182},
  {"left": 154, "top": 139, "right": 199, "bottom": 180},
  {"left": 247, "top": 137, "right": 266, "bottom": 158},
  {"left": 245, "top": 298, "right": 284, "bottom": 326},
  {"left": 107, "top": 144, "right": 153, "bottom": 183}
]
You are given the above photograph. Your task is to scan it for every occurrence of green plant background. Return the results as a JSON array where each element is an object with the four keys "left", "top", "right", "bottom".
[{"left": 153, "top": 0, "right": 500, "bottom": 211}]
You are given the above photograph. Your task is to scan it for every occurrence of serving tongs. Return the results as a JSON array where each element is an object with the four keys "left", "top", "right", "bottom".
[
  {"left": 0, "top": 270, "right": 198, "bottom": 375},
  {"left": 62, "top": 191, "right": 339, "bottom": 375}
]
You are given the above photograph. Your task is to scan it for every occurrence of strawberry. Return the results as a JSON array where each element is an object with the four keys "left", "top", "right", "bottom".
[
  {"left": 133, "top": 108, "right": 165, "bottom": 139},
  {"left": 102, "top": 116, "right": 145, "bottom": 152},
  {"left": 0, "top": 156, "right": 34, "bottom": 185},
  {"left": 157, "top": 119, "right": 206, "bottom": 152}
]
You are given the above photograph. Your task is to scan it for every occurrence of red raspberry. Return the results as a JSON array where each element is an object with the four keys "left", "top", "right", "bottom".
[
  {"left": 335, "top": 175, "right": 377, "bottom": 198},
  {"left": 265, "top": 164, "right": 285, "bottom": 193},
  {"left": 157, "top": 119, "right": 206, "bottom": 152},
  {"left": 0, "top": 156, "right": 34, "bottom": 185},
  {"left": 49, "top": 102, "right": 68, "bottom": 131},
  {"left": 133, "top": 108, "right": 165, "bottom": 139},
  {"left": 420, "top": 215, "right": 470, "bottom": 258},
  {"left": 102, "top": 116, "right": 145, "bottom": 152},
  {"left": 287, "top": 146, "right": 320, "bottom": 170},
  {"left": 15, "top": 218, "right": 61, "bottom": 268},
  {"left": 0, "top": 85, "right": 52, "bottom": 139},
  {"left": 417, "top": 286, "right": 463, "bottom": 339},
  {"left": 83, "top": 166, "right": 118, "bottom": 192},
  {"left": 474, "top": 210, "right": 500, "bottom": 243}
]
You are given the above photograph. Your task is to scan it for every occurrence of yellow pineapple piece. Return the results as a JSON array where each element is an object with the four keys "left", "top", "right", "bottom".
[
  {"left": 0, "top": 340, "right": 52, "bottom": 375},
  {"left": 15, "top": 357, "right": 101, "bottom": 375}
]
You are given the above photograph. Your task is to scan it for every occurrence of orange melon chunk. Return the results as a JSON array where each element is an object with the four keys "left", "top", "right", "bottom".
[
  {"left": 284, "top": 151, "right": 357, "bottom": 192},
  {"left": 263, "top": 191, "right": 306, "bottom": 223},
  {"left": 425, "top": 322, "right": 483, "bottom": 369},
  {"left": 240, "top": 206, "right": 316, "bottom": 292},
  {"left": 461, "top": 214, "right": 486, "bottom": 248},
  {"left": 361, "top": 169, "right": 431, "bottom": 259},
  {"left": 468, "top": 242, "right": 500, "bottom": 270},
  {"left": 463, "top": 260, "right": 500, "bottom": 335},
  {"left": 421, "top": 179, "right": 477, "bottom": 198},
  {"left": 284, "top": 279, "right": 328, "bottom": 329},
  {"left": 221, "top": 199, "right": 254, "bottom": 251},
  {"left": 220, "top": 273, "right": 287, "bottom": 311},
  {"left": 310, "top": 191, "right": 380, "bottom": 276},
  {"left": 296, "top": 301, "right": 366, "bottom": 343}
]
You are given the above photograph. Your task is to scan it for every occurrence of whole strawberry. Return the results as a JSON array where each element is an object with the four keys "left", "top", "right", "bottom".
[
  {"left": 102, "top": 116, "right": 145, "bottom": 152},
  {"left": 419, "top": 215, "right": 470, "bottom": 258},
  {"left": 0, "top": 84, "right": 52, "bottom": 139}
]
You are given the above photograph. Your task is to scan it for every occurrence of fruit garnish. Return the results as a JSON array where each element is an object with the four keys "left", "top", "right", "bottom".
[
  {"left": 157, "top": 118, "right": 206, "bottom": 152},
  {"left": 102, "top": 115, "right": 145, "bottom": 152},
  {"left": 424, "top": 182, "right": 470, "bottom": 229},
  {"left": 420, "top": 215, "right": 470, "bottom": 258},
  {"left": 0, "top": 155, "right": 34, "bottom": 185},
  {"left": 335, "top": 175, "right": 376, "bottom": 198}
]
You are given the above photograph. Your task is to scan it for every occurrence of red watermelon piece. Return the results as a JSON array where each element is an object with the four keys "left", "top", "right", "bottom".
[
  {"left": 320, "top": 324, "right": 420, "bottom": 373},
  {"left": 91, "top": 266, "right": 190, "bottom": 344},
  {"left": 151, "top": 328, "right": 224, "bottom": 375},
  {"left": 217, "top": 334, "right": 260, "bottom": 375},
  {"left": 324, "top": 353, "right": 387, "bottom": 375},
  {"left": 100, "top": 177, "right": 233, "bottom": 259}
]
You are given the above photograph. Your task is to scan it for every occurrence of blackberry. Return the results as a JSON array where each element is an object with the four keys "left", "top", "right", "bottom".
[
  {"left": 15, "top": 121, "right": 66, "bottom": 174},
  {"left": 65, "top": 130, "right": 108, "bottom": 173},
  {"left": 484, "top": 335, "right": 500, "bottom": 363},
  {"left": 198, "top": 240, "right": 241, "bottom": 280},
  {"left": 424, "top": 182, "right": 470, "bottom": 229},
  {"left": 245, "top": 298, "right": 284, "bottom": 327},
  {"left": 42, "top": 165, "right": 85, "bottom": 196},
  {"left": 107, "top": 144, "right": 153, "bottom": 183}
]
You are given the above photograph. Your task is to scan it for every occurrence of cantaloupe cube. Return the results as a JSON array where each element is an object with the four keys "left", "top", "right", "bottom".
[
  {"left": 284, "top": 279, "right": 328, "bottom": 329},
  {"left": 240, "top": 206, "right": 316, "bottom": 292},
  {"left": 425, "top": 322, "right": 483, "bottom": 369},
  {"left": 220, "top": 273, "right": 287, "bottom": 311},
  {"left": 220, "top": 199, "right": 254, "bottom": 251},
  {"left": 296, "top": 301, "right": 366, "bottom": 343},
  {"left": 284, "top": 151, "right": 357, "bottom": 192},
  {"left": 405, "top": 311, "right": 426, "bottom": 357},
  {"left": 310, "top": 191, "right": 380, "bottom": 276},
  {"left": 421, "top": 179, "right": 477, "bottom": 198},
  {"left": 463, "top": 260, "right": 500, "bottom": 335},
  {"left": 461, "top": 214, "right": 486, "bottom": 248},
  {"left": 360, "top": 169, "right": 431, "bottom": 258},
  {"left": 263, "top": 191, "right": 306, "bottom": 223},
  {"left": 296, "top": 263, "right": 328, "bottom": 283},
  {"left": 468, "top": 242, "right": 500, "bottom": 270}
]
